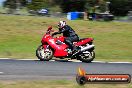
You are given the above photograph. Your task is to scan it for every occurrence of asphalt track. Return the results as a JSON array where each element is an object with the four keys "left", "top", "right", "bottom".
[{"left": 0, "top": 59, "right": 132, "bottom": 81}]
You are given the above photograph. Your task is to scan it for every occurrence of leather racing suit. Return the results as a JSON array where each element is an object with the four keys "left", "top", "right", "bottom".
[{"left": 52, "top": 25, "right": 79, "bottom": 51}]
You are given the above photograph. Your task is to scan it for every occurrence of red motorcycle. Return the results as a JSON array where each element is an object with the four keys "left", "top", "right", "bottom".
[{"left": 36, "top": 26, "right": 95, "bottom": 63}]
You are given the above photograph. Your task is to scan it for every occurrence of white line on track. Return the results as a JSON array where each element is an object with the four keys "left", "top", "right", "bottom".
[
  {"left": 107, "top": 62, "right": 132, "bottom": 64},
  {"left": 0, "top": 58, "right": 10, "bottom": 59},
  {"left": 0, "top": 58, "right": 132, "bottom": 64},
  {"left": 92, "top": 61, "right": 106, "bottom": 63},
  {"left": 0, "top": 72, "right": 4, "bottom": 74},
  {"left": 48, "top": 60, "right": 132, "bottom": 64}
]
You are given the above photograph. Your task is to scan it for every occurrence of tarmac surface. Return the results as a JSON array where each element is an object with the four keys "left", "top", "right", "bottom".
[{"left": 0, "top": 59, "right": 132, "bottom": 81}]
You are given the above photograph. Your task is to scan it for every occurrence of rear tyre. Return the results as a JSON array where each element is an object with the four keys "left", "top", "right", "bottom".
[
  {"left": 36, "top": 45, "right": 53, "bottom": 61},
  {"left": 77, "top": 51, "right": 95, "bottom": 63}
]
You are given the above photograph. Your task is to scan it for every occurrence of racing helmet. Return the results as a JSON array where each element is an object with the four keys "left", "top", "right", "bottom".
[{"left": 58, "top": 21, "right": 66, "bottom": 28}]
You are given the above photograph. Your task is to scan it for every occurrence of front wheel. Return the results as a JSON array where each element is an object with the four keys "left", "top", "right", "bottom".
[
  {"left": 36, "top": 45, "right": 53, "bottom": 61},
  {"left": 77, "top": 51, "right": 95, "bottom": 63}
]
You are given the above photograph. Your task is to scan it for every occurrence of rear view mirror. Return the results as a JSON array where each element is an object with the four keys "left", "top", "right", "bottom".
[{"left": 48, "top": 26, "right": 52, "bottom": 30}]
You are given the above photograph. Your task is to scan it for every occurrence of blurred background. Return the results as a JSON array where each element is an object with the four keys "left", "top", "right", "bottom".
[
  {"left": 0, "top": 0, "right": 132, "bottom": 61},
  {"left": 0, "top": 0, "right": 132, "bottom": 21}
]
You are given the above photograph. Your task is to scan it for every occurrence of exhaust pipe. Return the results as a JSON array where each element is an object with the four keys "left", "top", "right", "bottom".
[
  {"left": 72, "top": 45, "right": 95, "bottom": 57},
  {"left": 81, "top": 45, "right": 95, "bottom": 52}
]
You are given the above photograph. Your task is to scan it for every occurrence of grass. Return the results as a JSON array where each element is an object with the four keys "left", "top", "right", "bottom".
[
  {"left": 0, "top": 14, "right": 132, "bottom": 62},
  {"left": 0, "top": 80, "right": 132, "bottom": 88}
]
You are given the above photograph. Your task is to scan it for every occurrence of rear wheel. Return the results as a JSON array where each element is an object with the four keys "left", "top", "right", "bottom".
[
  {"left": 77, "top": 51, "right": 95, "bottom": 63},
  {"left": 36, "top": 45, "right": 53, "bottom": 61}
]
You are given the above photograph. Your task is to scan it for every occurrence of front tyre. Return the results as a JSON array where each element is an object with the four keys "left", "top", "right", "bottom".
[
  {"left": 36, "top": 45, "right": 53, "bottom": 61},
  {"left": 77, "top": 51, "right": 95, "bottom": 63}
]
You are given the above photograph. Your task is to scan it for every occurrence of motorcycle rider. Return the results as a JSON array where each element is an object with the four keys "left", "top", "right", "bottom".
[{"left": 52, "top": 21, "right": 79, "bottom": 54}]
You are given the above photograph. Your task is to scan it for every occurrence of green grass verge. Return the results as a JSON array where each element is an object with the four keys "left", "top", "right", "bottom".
[
  {"left": 0, "top": 14, "right": 132, "bottom": 62},
  {"left": 0, "top": 80, "right": 132, "bottom": 88}
]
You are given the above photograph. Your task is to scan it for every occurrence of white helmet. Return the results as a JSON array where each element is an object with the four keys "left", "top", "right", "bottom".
[{"left": 58, "top": 21, "right": 66, "bottom": 28}]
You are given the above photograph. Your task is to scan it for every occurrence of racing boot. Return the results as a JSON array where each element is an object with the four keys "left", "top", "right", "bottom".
[{"left": 72, "top": 46, "right": 81, "bottom": 57}]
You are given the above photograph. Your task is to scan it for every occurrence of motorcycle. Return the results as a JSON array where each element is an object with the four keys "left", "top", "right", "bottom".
[{"left": 36, "top": 26, "right": 95, "bottom": 63}]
